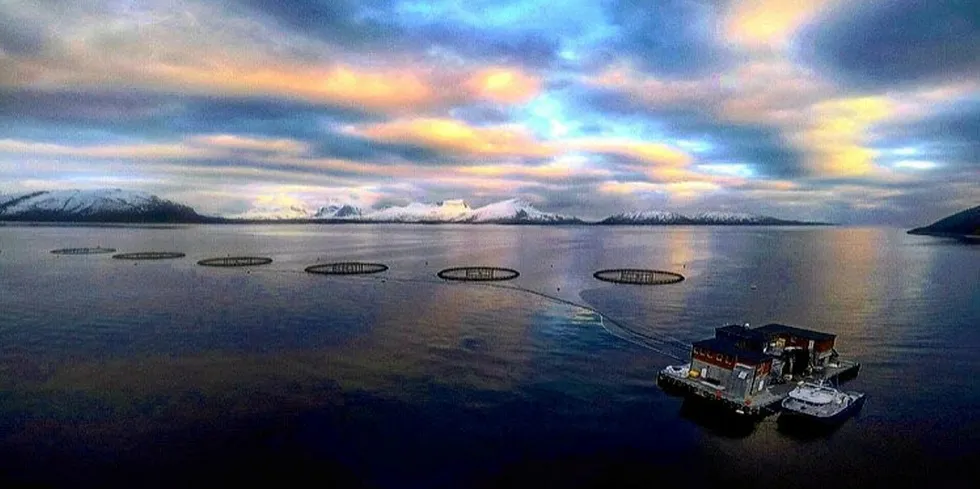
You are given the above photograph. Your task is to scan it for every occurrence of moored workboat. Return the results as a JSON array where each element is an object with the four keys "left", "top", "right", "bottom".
[{"left": 779, "top": 381, "right": 865, "bottom": 424}]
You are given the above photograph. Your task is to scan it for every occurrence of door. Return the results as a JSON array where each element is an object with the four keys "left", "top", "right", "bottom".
[{"left": 732, "top": 364, "right": 755, "bottom": 400}]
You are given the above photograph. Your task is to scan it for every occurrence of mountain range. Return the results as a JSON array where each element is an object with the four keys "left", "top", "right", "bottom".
[
  {"left": 0, "top": 189, "right": 205, "bottom": 223},
  {"left": 1, "top": 188, "right": 830, "bottom": 225},
  {"left": 599, "top": 210, "right": 824, "bottom": 225}
]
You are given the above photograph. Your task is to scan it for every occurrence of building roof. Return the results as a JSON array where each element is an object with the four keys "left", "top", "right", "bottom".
[
  {"left": 716, "top": 324, "right": 768, "bottom": 342},
  {"left": 753, "top": 323, "right": 836, "bottom": 342},
  {"left": 692, "top": 337, "right": 771, "bottom": 365}
]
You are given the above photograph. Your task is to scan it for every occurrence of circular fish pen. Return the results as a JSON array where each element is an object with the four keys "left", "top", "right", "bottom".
[
  {"left": 112, "top": 252, "right": 186, "bottom": 260},
  {"left": 197, "top": 256, "right": 273, "bottom": 267},
  {"left": 305, "top": 262, "right": 389, "bottom": 275},
  {"left": 437, "top": 266, "right": 520, "bottom": 282},
  {"left": 593, "top": 268, "right": 685, "bottom": 285},
  {"left": 50, "top": 247, "right": 116, "bottom": 255}
]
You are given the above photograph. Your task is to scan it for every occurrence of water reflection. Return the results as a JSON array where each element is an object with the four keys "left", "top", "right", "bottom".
[
  {"left": 677, "top": 398, "right": 757, "bottom": 439},
  {"left": 1, "top": 224, "right": 977, "bottom": 488},
  {"left": 775, "top": 414, "right": 847, "bottom": 440}
]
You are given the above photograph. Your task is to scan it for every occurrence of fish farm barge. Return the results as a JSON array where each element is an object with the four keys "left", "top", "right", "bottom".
[{"left": 657, "top": 323, "right": 861, "bottom": 418}]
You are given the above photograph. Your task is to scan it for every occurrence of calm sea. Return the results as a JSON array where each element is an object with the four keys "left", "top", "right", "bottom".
[{"left": 0, "top": 224, "right": 977, "bottom": 488}]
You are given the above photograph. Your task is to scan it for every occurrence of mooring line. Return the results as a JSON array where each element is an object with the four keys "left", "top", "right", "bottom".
[
  {"left": 228, "top": 267, "right": 691, "bottom": 361},
  {"left": 480, "top": 282, "right": 691, "bottom": 351},
  {"left": 458, "top": 281, "right": 689, "bottom": 361}
]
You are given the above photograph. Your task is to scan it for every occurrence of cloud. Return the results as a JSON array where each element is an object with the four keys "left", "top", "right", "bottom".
[
  {"left": 724, "top": 0, "right": 840, "bottom": 51},
  {"left": 586, "top": 59, "right": 978, "bottom": 180},
  {"left": 231, "top": 0, "right": 398, "bottom": 50},
  {"left": 233, "top": 0, "right": 565, "bottom": 68},
  {"left": 186, "top": 134, "right": 309, "bottom": 154},
  {"left": 0, "top": 89, "right": 182, "bottom": 125},
  {"left": 871, "top": 99, "right": 980, "bottom": 167},
  {"left": 0, "top": 91, "right": 380, "bottom": 145},
  {"left": 457, "top": 156, "right": 612, "bottom": 181},
  {"left": 344, "top": 118, "right": 554, "bottom": 159},
  {"left": 599, "top": 180, "right": 722, "bottom": 196},
  {"left": 1, "top": 0, "right": 977, "bottom": 225},
  {"left": 14, "top": 61, "right": 436, "bottom": 112},
  {"left": 464, "top": 68, "right": 541, "bottom": 104},
  {"left": 802, "top": 0, "right": 980, "bottom": 90},
  {"left": 0, "top": 134, "right": 311, "bottom": 160},
  {"left": 569, "top": 138, "right": 691, "bottom": 168},
  {"left": 11, "top": 59, "right": 539, "bottom": 114},
  {"left": 0, "top": 7, "right": 47, "bottom": 56},
  {"left": 1, "top": 1, "right": 542, "bottom": 114},
  {"left": 0, "top": 139, "right": 216, "bottom": 160},
  {"left": 793, "top": 96, "right": 893, "bottom": 176},
  {"left": 606, "top": 0, "right": 729, "bottom": 77}
]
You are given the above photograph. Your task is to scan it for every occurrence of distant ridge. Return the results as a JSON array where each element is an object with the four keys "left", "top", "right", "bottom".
[
  {"left": 0, "top": 189, "right": 209, "bottom": 223},
  {"left": 598, "top": 210, "right": 829, "bottom": 226},
  {"left": 908, "top": 205, "right": 980, "bottom": 239},
  {"left": 1, "top": 188, "right": 828, "bottom": 226},
  {"left": 354, "top": 198, "right": 581, "bottom": 224}
]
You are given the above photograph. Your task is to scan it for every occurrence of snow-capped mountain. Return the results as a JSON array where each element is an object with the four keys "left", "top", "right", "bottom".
[
  {"left": 358, "top": 198, "right": 579, "bottom": 224},
  {"left": 689, "top": 211, "right": 775, "bottom": 224},
  {"left": 363, "top": 199, "right": 473, "bottom": 222},
  {"left": 233, "top": 203, "right": 313, "bottom": 220},
  {"left": 600, "top": 210, "right": 825, "bottom": 225},
  {"left": 314, "top": 204, "right": 362, "bottom": 219},
  {"left": 462, "top": 198, "right": 580, "bottom": 224},
  {"left": 601, "top": 210, "right": 691, "bottom": 225},
  {"left": 231, "top": 201, "right": 363, "bottom": 220},
  {"left": 0, "top": 189, "right": 203, "bottom": 222},
  {"left": 1, "top": 189, "right": 824, "bottom": 226},
  {"left": 233, "top": 198, "right": 578, "bottom": 223}
]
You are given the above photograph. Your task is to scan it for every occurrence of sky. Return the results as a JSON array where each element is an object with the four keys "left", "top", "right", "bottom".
[{"left": 0, "top": 0, "right": 977, "bottom": 224}]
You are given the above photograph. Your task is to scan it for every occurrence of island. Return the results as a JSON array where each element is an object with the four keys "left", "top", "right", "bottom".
[{"left": 908, "top": 205, "right": 980, "bottom": 240}]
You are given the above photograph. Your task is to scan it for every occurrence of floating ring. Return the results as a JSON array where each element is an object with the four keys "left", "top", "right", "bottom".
[
  {"left": 437, "top": 266, "right": 520, "bottom": 281},
  {"left": 305, "top": 262, "right": 389, "bottom": 275},
  {"left": 50, "top": 247, "right": 116, "bottom": 255},
  {"left": 112, "top": 252, "right": 186, "bottom": 260},
  {"left": 197, "top": 256, "right": 273, "bottom": 267},
  {"left": 593, "top": 268, "right": 685, "bottom": 285}
]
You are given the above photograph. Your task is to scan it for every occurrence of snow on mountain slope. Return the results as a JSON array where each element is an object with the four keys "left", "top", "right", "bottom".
[
  {"left": 689, "top": 211, "right": 767, "bottom": 224},
  {"left": 0, "top": 189, "right": 820, "bottom": 225},
  {"left": 232, "top": 205, "right": 313, "bottom": 220},
  {"left": 314, "top": 204, "right": 362, "bottom": 219},
  {"left": 230, "top": 201, "right": 364, "bottom": 220},
  {"left": 354, "top": 198, "right": 577, "bottom": 223},
  {"left": 222, "top": 196, "right": 573, "bottom": 222},
  {"left": 601, "top": 210, "right": 690, "bottom": 224},
  {"left": 599, "top": 209, "right": 818, "bottom": 225},
  {"left": 362, "top": 199, "right": 473, "bottom": 222},
  {"left": 465, "top": 198, "right": 578, "bottom": 223},
  {"left": 0, "top": 189, "right": 202, "bottom": 222},
  {"left": 2, "top": 189, "right": 152, "bottom": 214}
]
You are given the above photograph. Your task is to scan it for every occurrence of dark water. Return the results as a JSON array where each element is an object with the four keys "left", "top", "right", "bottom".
[{"left": 1, "top": 225, "right": 977, "bottom": 488}]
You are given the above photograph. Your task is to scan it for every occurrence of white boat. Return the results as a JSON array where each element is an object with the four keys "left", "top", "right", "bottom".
[
  {"left": 660, "top": 363, "right": 690, "bottom": 379},
  {"left": 780, "top": 381, "right": 865, "bottom": 424}
]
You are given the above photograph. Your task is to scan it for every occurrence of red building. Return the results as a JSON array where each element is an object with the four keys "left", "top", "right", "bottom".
[{"left": 686, "top": 323, "right": 839, "bottom": 401}]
